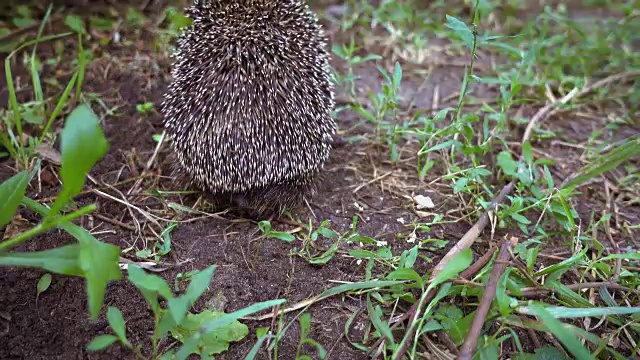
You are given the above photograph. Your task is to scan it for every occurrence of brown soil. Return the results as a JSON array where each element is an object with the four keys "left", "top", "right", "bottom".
[{"left": 1, "top": 1, "right": 638, "bottom": 360}]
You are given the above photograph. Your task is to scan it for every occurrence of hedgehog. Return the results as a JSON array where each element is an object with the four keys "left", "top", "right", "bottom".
[{"left": 160, "top": 0, "right": 336, "bottom": 219}]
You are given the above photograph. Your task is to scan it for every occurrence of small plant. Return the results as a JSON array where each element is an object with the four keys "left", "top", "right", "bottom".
[
  {"left": 0, "top": 7, "right": 119, "bottom": 321},
  {"left": 257, "top": 220, "right": 296, "bottom": 242},
  {"left": 0, "top": 103, "right": 121, "bottom": 320},
  {"left": 1, "top": 5, "right": 88, "bottom": 170},
  {"left": 154, "top": 6, "right": 192, "bottom": 54},
  {"left": 136, "top": 101, "right": 155, "bottom": 115},
  {"left": 294, "top": 313, "right": 327, "bottom": 359},
  {"left": 88, "top": 264, "right": 285, "bottom": 360}
]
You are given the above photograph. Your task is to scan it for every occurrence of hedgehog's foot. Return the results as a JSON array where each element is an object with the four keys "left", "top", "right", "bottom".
[
  {"left": 229, "top": 177, "right": 318, "bottom": 220},
  {"left": 230, "top": 193, "right": 274, "bottom": 221}
]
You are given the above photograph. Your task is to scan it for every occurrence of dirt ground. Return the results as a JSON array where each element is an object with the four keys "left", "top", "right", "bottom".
[{"left": 1, "top": 1, "right": 639, "bottom": 360}]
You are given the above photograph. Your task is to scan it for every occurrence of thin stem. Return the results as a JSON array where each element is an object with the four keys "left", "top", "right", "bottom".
[{"left": 0, "top": 203, "right": 96, "bottom": 252}]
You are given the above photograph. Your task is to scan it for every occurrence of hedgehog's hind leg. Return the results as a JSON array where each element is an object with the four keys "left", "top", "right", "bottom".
[
  {"left": 230, "top": 192, "right": 275, "bottom": 221},
  {"left": 231, "top": 175, "right": 319, "bottom": 220}
]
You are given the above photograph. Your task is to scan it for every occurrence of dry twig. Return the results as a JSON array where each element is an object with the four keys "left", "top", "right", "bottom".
[{"left": 458, "top": 237, "right": 517, "bottom": 360}]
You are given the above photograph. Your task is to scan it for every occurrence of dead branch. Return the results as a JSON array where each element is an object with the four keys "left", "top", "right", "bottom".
[{"left": 458, "top": 237, "right": 516, "bottom": 360}]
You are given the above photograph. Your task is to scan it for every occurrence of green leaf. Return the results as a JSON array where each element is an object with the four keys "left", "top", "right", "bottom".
[
  {"left": 244, "top": 333, "right": 275, "bottom": 360},
  {"left": 526, "top": 303, "right": 593, "bottom": 359},
  {"left": 257, "top": 220, "right": 271, "bottom": 234},
  {"left": 522, "top": 141, "right": 533, "bottom": 165},
  {"left": 478, "top": 338, "right": 500, "bottom": 360},
  {"left": 20, "top": 197, "right": 121, "bottom": 320},
  {"left": 510, "top": 213, "right": 531, "bottom": 225},
  {"left": 533, "top": 247, "right": 587, "bottom": 278},
  {"left": 452, "top": 177, "right": 469, "bottom": 193},
  {"left": 386, "top": 268, "right": 424, "bottom": 288},
  {"left": 309, "top": 242, "right": 338, "bottom": 265},
  {"left": 445, "top": 15, "right": 474, "bottom": 51},
  {"left": 563, "top": 136, "right": 640, "bottom": 191},
  {"left": 169, "top": 309, "right": 249, "bottom": 356},
  {"left": 369, "top": 302, "right": 395, "bottom": 347},
  {"left": 87, "top": 334, "right": 119, "bottom": 351},
  {"left": 392, "top": 61, "right": 402, "bottom": 90},
  {"left": 36, "top": 273, "right": 52, "bottom": 297},
  {"left": 184, "top": 264, "right": 216, "bottom": 303},
  {"left": 0, "top": 244, "right": 83, "bottom": 275},
  {"left": 48, "top": 104, "right": 109, "bottom": 218},
  {"left": 167, "top": 297, "right": 191, "bottom": 326},
  {"left": 127, "top": 265, "right": 174, "bottom": 300},
  {"left": 269, "top": 231, "right": 296, "bottom": 242},
  {"left": 316, "top": 226, "right": 338, "bottom": 238},
  {"left": 495, "top": 268, "right": 515, "bottom": 317},
  {"left": 497, "top": 151, "right": 517, "bottom": 176},
  {"left": 519, "top": 305, "right": 640, "bottom": 319},
  {"left": 0, "top": 171, "right": 30, "bottom": 228},
  {"left": 428, "top": 248, "right": 473, "bottom": 292},
  {"left": 107, "top": 307, "right": 130, "bottom": 347},
  {"left": 70, "top": 224, "right": 122, "bottom": 320}
]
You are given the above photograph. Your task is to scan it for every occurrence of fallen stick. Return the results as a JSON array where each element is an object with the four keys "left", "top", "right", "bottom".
[{"left": 458, "top": 237, "right": 517, "bottom": 360}]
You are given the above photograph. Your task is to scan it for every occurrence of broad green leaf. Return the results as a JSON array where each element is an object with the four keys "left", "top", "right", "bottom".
[
  {"left": 445, "top": 15, "right": 474, "bottom": 51},
  {"left": 127, "top": 264, "right": 173, "bottom": 299},
  {"left": 173, "top": 335, "right": 200, "bottom": 360},
  {"left": 478, "top": 338, "right": 500, "bottom": 360},
  {"left": 428, "top": 248, "right": 472, "bottom": 292},
  {"left": 0, "top": 244, "right": 83, "bottom": 275},
  {"left": 316, "top": 226, "right": 338, "bottom": 238},
  {"left": 497, "top": 151, "right": 517, "bottom": 176},
  {"left": 386, "top": 268, "right": 424, "bottom": 288},
  {"left": 299, "top": 313, "right": 311, "bottom": 338},
  {"left": 495, "top": 268, "right": 516, "bottom": 317},
  {"left": 107, "top": 307, "right": 130, "bottom": 346},
  {"left": 64, "top": 15, "right": 86, "bottom": 34},
  {"left": 257, "top": 220, "right": 271, "bottom": 233},
  {"left": 399, "top": 246, "right": 419, "bottom": 269},
  {"left": 21, "top": 197, "right": 121, "bottom": 321},
  {"left": 170, "top": 309, "right": 249, "bottom": 356},
  {"left": 167, "top": 297, "right": 190, "bottom": 326},
  {"left": 511, "top": 213, "right": 531, "bottom": 225},
  {"left": 166, "top": 265, "right": 217, "bottom": 325},
  {"left": 70, "top": 224, "right": 122, "bottom": 319},
  {"left": 48, "top": 104, "right": 109, "bottom": 218},
  {"left": 184, "top": 265, "right": 216, "bottom": 303},
  {"left": 526, "top": 303, "right": 593, "bottom": 359},
  {"left": 0, "top": 171, "right": 29, "bottom": 228},
  {"left": 86, "top": 334, "right": 119, "bottom": 351}
]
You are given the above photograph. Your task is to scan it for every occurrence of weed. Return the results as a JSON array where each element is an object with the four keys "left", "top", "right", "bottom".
[
  {"left": 0, "top": 103, "right": 120, "bottom": 320},
  {"left": 88, "top": 264, "right": 285, "bottom": 360},
  {"left": 136, "top": 101, "right": 155, "bottom": 115}
]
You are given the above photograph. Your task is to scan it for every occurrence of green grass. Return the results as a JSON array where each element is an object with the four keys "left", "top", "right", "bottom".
[{"left": 1, "top": 1, "right": 639, "bottom": 359}]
